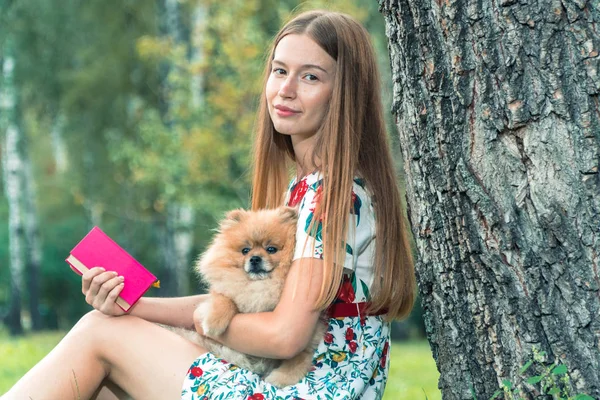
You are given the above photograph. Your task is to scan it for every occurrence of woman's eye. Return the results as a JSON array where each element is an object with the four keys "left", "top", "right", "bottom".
[
  {"left": 241, "top": 248, "right": 251, "bottom": 255},
  {"left": 266, "top": 246, "right": 278, "bottom": 254},
  {"left": 273, "top": 68, "right": 286, "bottom": 75},
  {"left": 304, "top": 73, "right": 318, "bottom": 81}
]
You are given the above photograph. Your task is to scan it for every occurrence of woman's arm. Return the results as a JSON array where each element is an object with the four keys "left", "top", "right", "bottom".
[
  {"left": 211, "top": 257, "right": 325, "bottom": 360},
  {"left": 129, "top": 294, "right": 208, "bottom": 329},
  {"left": 82, "top": 266, "right": 207, "bottom": 329}
]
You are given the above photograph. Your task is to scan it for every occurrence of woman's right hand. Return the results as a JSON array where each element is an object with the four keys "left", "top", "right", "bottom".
[{"left": 82, "top": 267, "right": 127, "bottom": 316}]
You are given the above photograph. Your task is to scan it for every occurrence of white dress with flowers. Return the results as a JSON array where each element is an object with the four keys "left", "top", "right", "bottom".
[{"left": 181, "top": 171, "right": 391, "bottom": 400}]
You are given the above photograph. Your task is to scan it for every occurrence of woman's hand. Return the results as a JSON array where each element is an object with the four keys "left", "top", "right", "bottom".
[{"left": 82, "top": 267, "right": 127, "bottom": 316}]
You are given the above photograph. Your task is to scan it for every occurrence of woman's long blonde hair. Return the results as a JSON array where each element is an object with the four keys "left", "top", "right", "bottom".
[{"left": 251, "top": 10, "right": 415, "bottom": 320}]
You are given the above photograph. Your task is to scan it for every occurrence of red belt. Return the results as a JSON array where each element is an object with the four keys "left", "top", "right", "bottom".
[{"left": 327, "top": 302, "right": 388, "bottom": 318}]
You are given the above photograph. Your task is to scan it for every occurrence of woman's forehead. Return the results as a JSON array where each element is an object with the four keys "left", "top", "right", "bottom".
[{"left": 273, "top": 34, "right": 335, "bottom": 71}]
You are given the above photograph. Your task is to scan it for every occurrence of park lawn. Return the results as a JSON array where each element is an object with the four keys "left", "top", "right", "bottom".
[
  {"left": 0, "top": 329, "right": 67, "bottom": 394},
  {"left": 0, "top": 330, "right": 441, "bottom": 399},
  {"left": 384, "top": 340, "right": 441, "bottom": 400}
]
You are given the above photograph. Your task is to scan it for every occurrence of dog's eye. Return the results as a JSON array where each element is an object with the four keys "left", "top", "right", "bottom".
[
  {"left": 241, "top": 248, "right": 251, "bottom": 255},
  {"left": 266, "top": 246, "right": 278, "bottom": 254}
]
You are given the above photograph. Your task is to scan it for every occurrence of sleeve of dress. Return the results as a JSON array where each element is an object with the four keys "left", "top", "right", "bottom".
[
  {"left": 342, "top": 186, "right": 376, "bottom": 272},
  {"left": 292, "top": 183, "right": 376, "bottom": 272},
  {"left": 293, "top": 185, "right": 324, "bottom": 260}
]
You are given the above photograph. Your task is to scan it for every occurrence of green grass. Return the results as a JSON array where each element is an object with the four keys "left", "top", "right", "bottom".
[
  {"left": 0, "top": 330, "right": 440, "bottom": 398},
  {"left": 384, "top": 340, "right": 441, "bottom": 400},
  {"left": 0, "top": 329, "right": 67, "bottom": 394}
]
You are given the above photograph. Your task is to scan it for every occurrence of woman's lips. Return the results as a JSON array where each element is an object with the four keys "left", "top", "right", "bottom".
[{"left": 274, "top": 105, "right": 300, "bottom": 117}]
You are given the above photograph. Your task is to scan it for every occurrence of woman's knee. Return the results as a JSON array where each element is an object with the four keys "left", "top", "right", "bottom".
[
  {"left": 72, "top": 310, "right": 140, "bottom": 344},
  {"left": 70, "top": 312, "right": 141, "bottom": 369},
  {"left": 72, "top": 310, "right": 112, "bottom": 334}
]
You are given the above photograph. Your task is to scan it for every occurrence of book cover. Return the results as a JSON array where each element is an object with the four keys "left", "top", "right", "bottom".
[{"left": 66, "top": 226, "right": 160, "bottom": 312}]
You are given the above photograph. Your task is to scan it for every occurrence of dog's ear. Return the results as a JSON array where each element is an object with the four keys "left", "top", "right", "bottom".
[
  {"left": 220, "top": 209, "right": 247, "bottom": 230},
  {"left": 277, "top": 206, "right": 298, "bottom": 224}
]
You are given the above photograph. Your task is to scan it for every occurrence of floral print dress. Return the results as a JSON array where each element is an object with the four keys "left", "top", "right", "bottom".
[{"left": 181, "top": 171, "right": 391, "bottom": 400}]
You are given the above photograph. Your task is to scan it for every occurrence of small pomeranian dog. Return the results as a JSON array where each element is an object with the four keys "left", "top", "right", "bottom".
[{"left": 187, "top": 206, "right": 326, "bottom": 388}]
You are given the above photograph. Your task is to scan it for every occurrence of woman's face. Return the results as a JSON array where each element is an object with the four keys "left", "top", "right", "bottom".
[{"left": 266, "top": 34, "right": 336, "bottom": 143}]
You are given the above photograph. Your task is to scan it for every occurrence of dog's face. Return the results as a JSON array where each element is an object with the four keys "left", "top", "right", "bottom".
[{"left": 197, "top": 207, "right": 298, "bottom": 284}]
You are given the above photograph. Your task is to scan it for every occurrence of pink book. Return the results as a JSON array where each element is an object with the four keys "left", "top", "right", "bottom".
[{"left": 66, "top": 226, "right": 160, "bottom": 312}]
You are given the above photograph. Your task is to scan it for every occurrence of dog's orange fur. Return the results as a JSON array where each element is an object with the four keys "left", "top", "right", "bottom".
[{"left": 189, "top": 207, "right": 326, "bottom": 387}]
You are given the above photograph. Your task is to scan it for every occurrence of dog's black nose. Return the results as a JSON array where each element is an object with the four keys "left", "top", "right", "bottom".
[{"left": 250, "top": 256, "right": 262, "bottom": 266}]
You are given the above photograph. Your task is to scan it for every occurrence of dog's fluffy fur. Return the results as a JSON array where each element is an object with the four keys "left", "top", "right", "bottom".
[{"left": 184, "top": 207, "right": 326, "bottom": 388}]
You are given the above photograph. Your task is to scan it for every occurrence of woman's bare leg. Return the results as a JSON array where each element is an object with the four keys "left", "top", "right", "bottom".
[{"left": 2, "top": 311, "right": 207, "bottom": 400}]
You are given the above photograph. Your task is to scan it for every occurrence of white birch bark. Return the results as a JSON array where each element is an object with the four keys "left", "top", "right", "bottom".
[
  {"left": 83, "top": 199, "right": 103, "bottom": 228},
  {"left": 190, "top": 4, "right": 207, "bottom": 109},
  {"left": 156, "top": 0, "right": 204, "bottom": 296},
  {"left": 3, "top": 125, "right": 24, "bottom": 306},
  {"left": 2, "top": 54, "right": 25, "bottom": 334},
  {"left": 23, "top": 146, "right": 42, "bottom": 330},
  {"left": 168, "top": 203, "right": 196, "bottom": 294}
]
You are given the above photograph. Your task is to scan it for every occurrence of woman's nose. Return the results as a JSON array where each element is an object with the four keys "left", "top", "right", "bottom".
[{"left": 278, "top": 76, "right": 296, "bottom": 98}]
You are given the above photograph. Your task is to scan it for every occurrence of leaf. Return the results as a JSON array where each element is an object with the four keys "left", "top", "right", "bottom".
[
  {"left": 469, "top": 384, "right": 477, "bottom": 400},
  {"left": 519, "top": 360, "right": 534, "bottom": 374},
  {"left": 304, "top": 213, "right": 323, "bottom": 242},
  {"left": 526, "top": 375, "right": 543, "bottom": 385},
  {"left": 573, "top": 395, "right": 595, "bottom": 400},
  {"left": 361, "top": 279, "right": 371, "bottom": 299},
  {"left": 551, "top": 364, "right": 567, "bottom": 375},
  {"left": 490, "top": 389, "right": 503, "bottom": 399},
  {"left": 548, "top": 388, "right": 560, "bottom": 395},
  {"left": 502, "top": 380, "right": 513, "bottom": 390}
]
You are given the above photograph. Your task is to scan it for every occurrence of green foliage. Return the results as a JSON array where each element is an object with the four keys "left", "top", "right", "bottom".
[
  {"left": 486, "top": 347, "right": 593, "bottom": 400},
  {"left": 0, "top": 0, "right": 410, "bottom": 331}
]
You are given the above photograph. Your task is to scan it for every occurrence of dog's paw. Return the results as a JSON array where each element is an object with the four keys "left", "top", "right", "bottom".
[
  {"left": 195, "top": 301, "right": 223, "bottom": 337},
  {"left": 196, "top": 294, "right": 237, "bottom": 338},
  {"left": 264, "top": 368, "right": 299, "bottom": 388}
]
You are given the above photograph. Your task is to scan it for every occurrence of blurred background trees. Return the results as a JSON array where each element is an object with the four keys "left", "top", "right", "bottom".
[{"left": 0, "top": 0, "right": 423, "bottom": 337}]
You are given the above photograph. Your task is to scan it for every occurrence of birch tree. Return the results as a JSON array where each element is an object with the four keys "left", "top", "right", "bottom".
[
  {"left": 380, "top": 0, "right": 599, "bottom": 398},
  {"left": 156, "top": 0, "right": 201, "bottom": 296},
  {"left": 22, "top": 140, "right": 42, "bottom": 331},
  {"left": 1, "top": 49, "right": 25, "bottom": 335}
]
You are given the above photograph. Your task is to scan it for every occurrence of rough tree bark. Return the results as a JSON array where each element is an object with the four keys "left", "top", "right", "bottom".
[{"left": 379, "top": 0, "right": 599, "bottom": 398}]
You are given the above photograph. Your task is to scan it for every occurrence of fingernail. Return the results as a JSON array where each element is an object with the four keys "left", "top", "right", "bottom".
[{"left": 119, "top": 276, "right": 125, "bottom": 281}]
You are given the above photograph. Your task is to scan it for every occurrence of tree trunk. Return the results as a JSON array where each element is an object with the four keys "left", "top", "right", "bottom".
[
  {"left": 153, "top": 0, "right": 201, "bottom": 296},
  {"left": 379, "top": 0, "right": 599, "bottom": 398},
  {"left": 190, "top": 3, "right": 207, "bottom": 109},
  {"left": 171, "top": 203, "right": 195, "bottom": 294},
  {"left": 158, "top": 204, "right": 195, "bottom": 296},
  {"left": 22, "top": 139, "right": 43, "bottom": 330},
  {"left": 50, "top": 112, "right": 68, "bottom": 173},
  {"left": 2, "top": 52, "right": 25, "bottom": 336}
]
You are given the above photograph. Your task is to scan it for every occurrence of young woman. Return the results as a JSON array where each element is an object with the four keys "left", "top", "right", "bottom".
[{"left": 2, "top": 10, "right": 415, "bottom": 400}]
